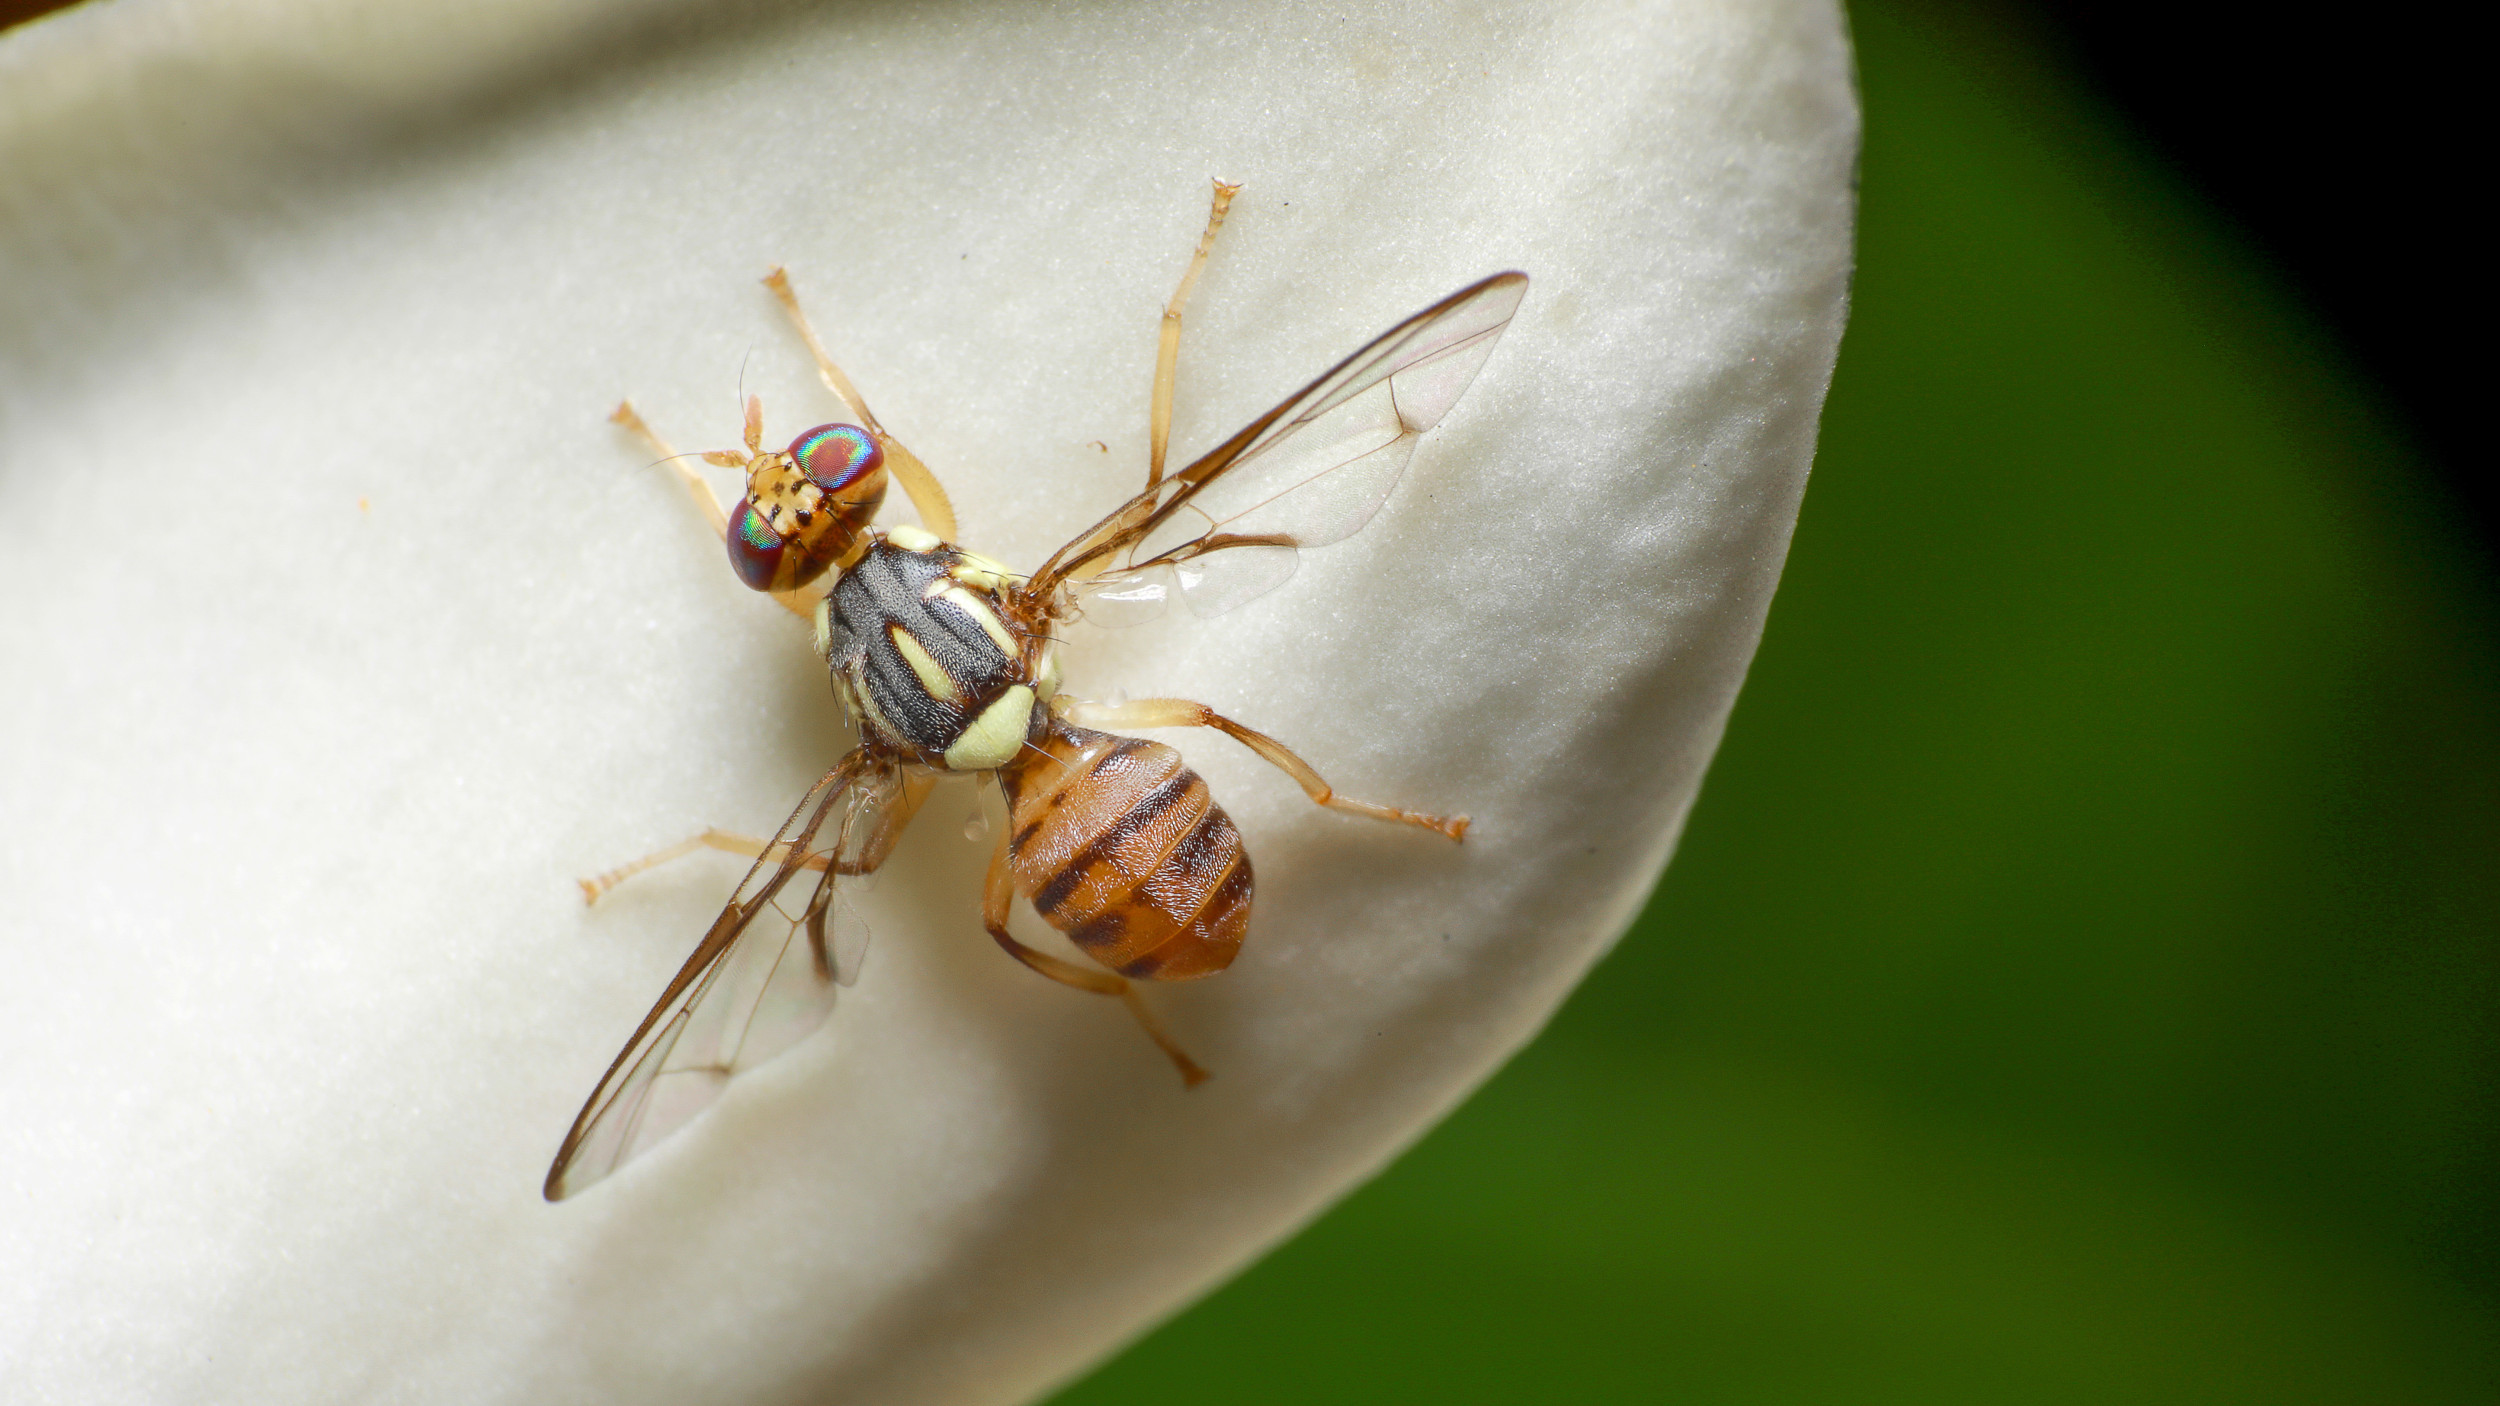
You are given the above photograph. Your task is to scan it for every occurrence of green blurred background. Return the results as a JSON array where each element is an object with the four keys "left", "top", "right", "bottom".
[{"left": 1054, "top": 1, "right": 2500, "bottom": 1401}]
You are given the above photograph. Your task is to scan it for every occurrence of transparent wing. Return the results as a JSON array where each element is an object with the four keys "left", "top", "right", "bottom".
[
  {"left": 544, "top": 752, "right": 905, "bottom": 1201},
  {"left": 1040, "top": 271, "right": 1527, "bottom": 621}
]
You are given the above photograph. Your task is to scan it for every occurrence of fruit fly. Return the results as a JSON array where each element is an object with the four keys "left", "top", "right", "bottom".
[{"left": 545, "top": 182, "right": 1527, "bottom": 1200}]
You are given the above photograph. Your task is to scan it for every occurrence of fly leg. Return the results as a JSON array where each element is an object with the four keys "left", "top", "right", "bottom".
[
  {"left": 763, "top": 267, "right": 959, "bottom": 542},
  {"left": 579, "top": 771, "right": 935, "bottom": 903},
  {"left": 610, "top": 400, "right": 729, "bottom": 538},
  {"left": 579, "top": 828, "right": 799, "bottom": 905},
  {"left": 609, "top": 399, "right": 816, "bottom": 621},
  {"left": 1149, "top": 179, "right": 1241, "bottom": 488},
  {"left": 981, "top": 808, "right": 1211, "bottom": 1086},
  {"left": 1057, "top": 697, "right": 1468, "bottom": 841}
]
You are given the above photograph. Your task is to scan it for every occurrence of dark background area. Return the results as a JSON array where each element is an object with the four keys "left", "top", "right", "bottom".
[
  {"left": 2038, "top": 0, "right": 2482, "bottom": 553},
  {"left": 2018, "top": 0, "right": 2483, "bottom": 551},
  {"left": 5, "top": 0, "right": 2481, "bottom": 553},
  {"left": 1055, "top": 0, "right": 2497, "bottom": 1401},
  {"left": 10, "top": 1, "right": 2485, "bottom": 1399}
]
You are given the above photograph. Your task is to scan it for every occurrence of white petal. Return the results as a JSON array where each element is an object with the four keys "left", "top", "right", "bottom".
[{"left": 0, "top": 0, "right": 1856, "bottom": 1401}]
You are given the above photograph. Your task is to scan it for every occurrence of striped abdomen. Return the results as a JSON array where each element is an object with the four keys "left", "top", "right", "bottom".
[{"left": 999, "top": 720, "right": 1252, "bottom": 981}]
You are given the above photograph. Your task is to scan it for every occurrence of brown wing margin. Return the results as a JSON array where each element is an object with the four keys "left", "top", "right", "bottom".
[
  {"left": 544, "top": 751, "right": 888, "bottom": 1201},
  {"left": 1026, "top": 271, "right": 1529, "bottom": 599}
]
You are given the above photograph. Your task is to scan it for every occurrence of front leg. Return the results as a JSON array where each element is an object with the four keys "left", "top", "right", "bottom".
[
  {"left": 609, "top": 399, "right": 815, "bottom": 620},
  {"left": 763, "top": 268, "right": 959, "bottom": 542}
]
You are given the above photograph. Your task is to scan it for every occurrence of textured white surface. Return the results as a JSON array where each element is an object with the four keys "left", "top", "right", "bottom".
[{"left": 0, "top": 0, "right": 1856, "bottom": 1401}]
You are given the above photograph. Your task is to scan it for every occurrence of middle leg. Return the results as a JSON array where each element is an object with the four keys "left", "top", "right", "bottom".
[
  {"left": 1149, "top": 179, "right": 1241, "bottom": 488},
  {"left": 579, "top": 770, "right": 935, "bottom": 903}
]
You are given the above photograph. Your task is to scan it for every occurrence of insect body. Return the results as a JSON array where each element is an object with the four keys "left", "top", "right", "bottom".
[
  {"left": 1003, "top": 721, "right": 1252, "bottom": 983},
  {"left": 819, "top": 528, "right": 1055, "bottom": 773},
  {"left": 548, "top": 184, "right": 1526, "bottom": 1199}
]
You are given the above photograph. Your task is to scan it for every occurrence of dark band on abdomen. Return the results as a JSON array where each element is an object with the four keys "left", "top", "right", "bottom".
[{"left": 1001, "top": 720, "right": 1252, "bottom": 982}]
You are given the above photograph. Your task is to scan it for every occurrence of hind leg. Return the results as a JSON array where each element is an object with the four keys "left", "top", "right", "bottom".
[
  {"left": 980, "top": 810, "right": 1210, "bottom": 1086},
  {"left": 1057, "top": 696, "right": 1467, "bottom": 840}
]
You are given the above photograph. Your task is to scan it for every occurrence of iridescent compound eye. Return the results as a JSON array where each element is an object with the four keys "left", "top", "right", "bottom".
[
  {"left": 789, "top": 423, "right": 881, "bottom": 492},
  {"left": 726, "top": 498, "right": 787, "bottom": 592}
]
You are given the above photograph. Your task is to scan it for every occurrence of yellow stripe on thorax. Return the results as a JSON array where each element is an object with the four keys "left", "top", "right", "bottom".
[{"left": 887, "top": 625, "right": 960, "bottom": 702}]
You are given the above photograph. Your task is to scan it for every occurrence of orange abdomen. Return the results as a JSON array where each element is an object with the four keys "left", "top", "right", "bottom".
[{"left": 999, "top": 721, "right": 1252, "bottom": 981}]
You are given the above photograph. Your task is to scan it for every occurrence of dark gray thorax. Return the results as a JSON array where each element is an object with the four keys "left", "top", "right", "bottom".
[{"left": 826, "top": 539, "right": 1021, "bottom": 755}]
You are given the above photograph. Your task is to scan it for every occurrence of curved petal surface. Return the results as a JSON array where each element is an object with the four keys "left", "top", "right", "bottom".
[{"left": 0, "top": 0, "right": 1857, "bottom": 1401}]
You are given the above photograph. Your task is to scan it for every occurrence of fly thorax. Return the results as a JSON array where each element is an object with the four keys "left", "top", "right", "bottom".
[{"left": 824, "top": 531, "right": 1041, "bottom": 771}]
